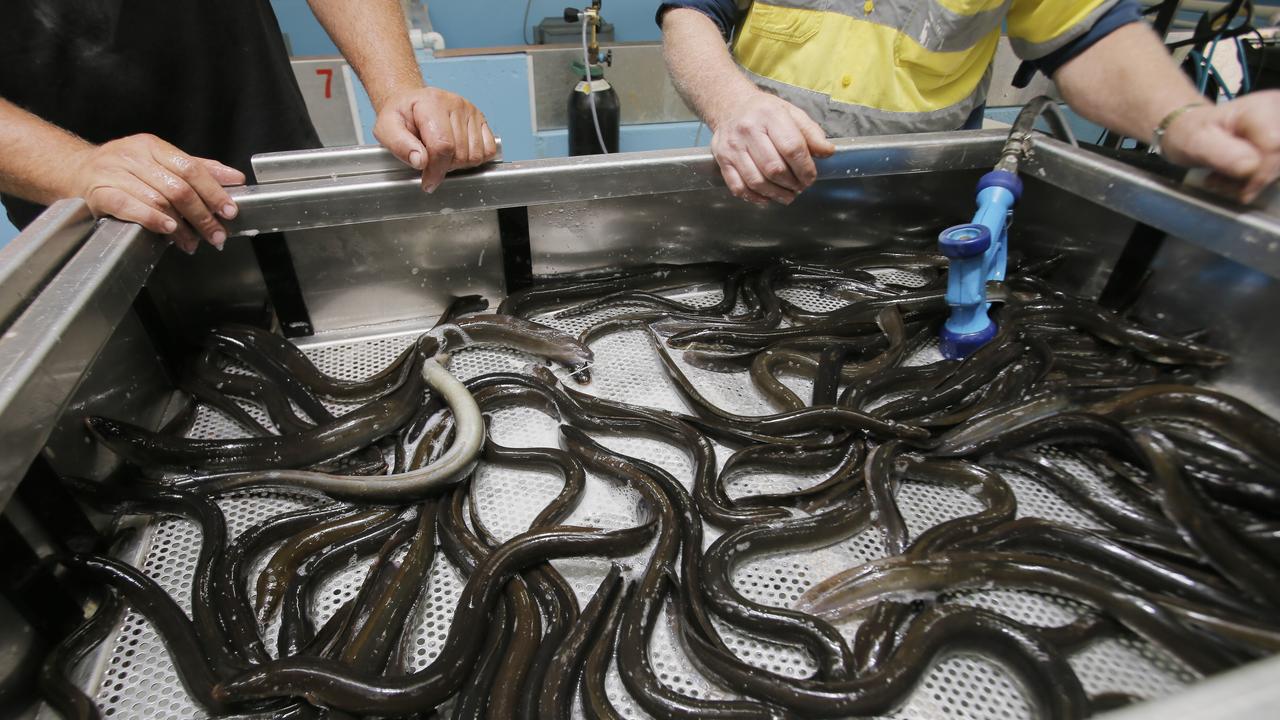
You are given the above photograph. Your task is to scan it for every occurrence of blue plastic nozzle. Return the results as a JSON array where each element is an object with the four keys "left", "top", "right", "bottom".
[{"left": 939, "top": 170, "right": 1022, "bottom": 359}]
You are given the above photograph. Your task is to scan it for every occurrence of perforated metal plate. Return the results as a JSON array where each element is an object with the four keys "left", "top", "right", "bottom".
[{"left": 91, "top": 286, "right": 1194, "bottom": 719}]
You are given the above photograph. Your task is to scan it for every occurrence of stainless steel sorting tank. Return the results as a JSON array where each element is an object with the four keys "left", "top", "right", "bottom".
[{"left": 1, "top": 128, "right": 1279, "bottom": 719}]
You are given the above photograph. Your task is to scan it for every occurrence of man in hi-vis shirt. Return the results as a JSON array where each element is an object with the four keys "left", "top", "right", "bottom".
[{"left": 659, "top": 1, "right": 1280, "bottom": 206}]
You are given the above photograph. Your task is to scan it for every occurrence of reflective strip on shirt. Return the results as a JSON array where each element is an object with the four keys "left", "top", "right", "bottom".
[{"left": 730, "top": 0, "right": 1114, "bottom": 137}]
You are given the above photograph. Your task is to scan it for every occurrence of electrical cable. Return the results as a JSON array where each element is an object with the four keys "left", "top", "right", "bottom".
[
  {"left": 1198, "top": 37, "right": 1222, "bottom": 93},
  {"left": 523, "top": 0, "right": 535, "bottom": 45},
  {"left": 581, "top": 14, "right": 610, "bottom": 154},
  {"left": 1235, "top": 36, "right": 1251, "bottom": 93}
]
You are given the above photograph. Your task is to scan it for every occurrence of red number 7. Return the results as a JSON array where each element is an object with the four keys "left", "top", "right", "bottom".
[{"left": 316, "top": 68, "right": 334, "bottom": 99}]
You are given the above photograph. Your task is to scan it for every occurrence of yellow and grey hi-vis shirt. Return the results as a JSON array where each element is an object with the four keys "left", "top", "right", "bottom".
[{"left": 723, "top": 0, "right": 1120, "bottom": 137}]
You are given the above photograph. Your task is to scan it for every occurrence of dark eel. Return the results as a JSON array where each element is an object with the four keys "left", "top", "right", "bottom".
[
  {"left": 1014, "top": 297, "right": 1230, "bottom": 366},
  {"left": 481, "top": 436, "right": 588, "bottom": 530},
  {"left": 87, "top": 351, "right": 422, "bottom": 473},
  {"left": 472, "top": 369, "right": 787, "bottom": 527},
  {"left": 62, "top": 478, "right": 241, "bottom": 677},
  {"left": 57, "top": 554, "right": 229, "bottom": 713},
  {"left": 701, "top": 486, "right": 872, "bottom": 680},
  {"left": 984, "top": 452, "right": 1179, "bottom": 543},
  {"left": 555, "top": 421, "right": 729, "bottom": 649},
  {"left": 255, "top": 508, "right": 400, "bottom": 624},
  {"left": 214, "top": 523, "right": 658, "bottom": 715},
  {"left": 641, "top": 326, "right": 928, "bottom": 440},
  {"left": 928, "top": 411, "right": 1141, "bottom": 463},
  {"left": 560, "top": 426, "right": 790, "bottom": 720},
  {"left": 182, "top": 367, "right": 275, "bottom": 437},
  {"left": 462, "top": 494, "right": 549, "bottom": 720},
  {"left": 848, "top": 600, "right": 913, "bottom": 673},
  {"left": 436, "top": 314, "right": 595, "bottom": 378},
  {"left": 340, "top": 503, "right": 438, "bottom": 674},
  {"left": 1133, "top": 428, "right": 1280, "bottom": 608},
  {"left": 898, "top": 456, "right": 1018, "bottom": 557},
  {"left": 212, "top": 322, "right": 421, "bottom": 402},
  {"left": 433, "top": 486, "right": 501, "bottom": 720},
  {"left": 1088, "top": 384, "right": 1280, "bottom": 470},
  {"left": 498, "top": 262, "right": 737, "bottom": 317},
  {"left": 684, "top": 604, "right": 1088, "bottom": 719},
  {"left": 553, "top": 266, "right": 742, "bottom": 319},
  {"left": 580, "top": 580, "right": 632, "bottom": 720},
  {"left": 718, "top": 438, "right": 863, "bottom": 512},
  {"left": 663, "top": 284, "right": 949, "bottom": 351},
  {"left": 538, "top": 566, "right": 624, "bottom": 720},
  {"left": 39, "top": 590, "right": 122, "bottom": 720},
  {"left": 811, "top": 306, "right": 907, "bottom": 405},
  {"left": 191, "top": 354, "right": 316, "bottom": 435},
  {"left": 839, "top": 359, "right": 955, "bottom": 412},
  {"left": 275, "top": 512, "right": 412, "bottom": 658},
  {"left": 864, "top": 441, "right": 910, "bottom": 555},
  {"left": 474, "top": 441, "right": 585, "bottom": 720},
  {"left": 216, "top": 503, "right": 350, "bottom": 664},
  {"left": 955, "top": 517, "right": 1273, "bottom": 622},
  {"left": 204, "top": 328, "right": 337, "bottom": 423},
  {"left": 796, "top": 551, "right": 1240, "bottom": 675},
  {"left": 870, "top": 333, "right": 1026, "bottom": 421}
]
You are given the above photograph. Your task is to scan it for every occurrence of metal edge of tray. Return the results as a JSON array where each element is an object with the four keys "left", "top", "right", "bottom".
[
  {"left": 1096, "top": 653, "right": 1280, "bottom": 720},
  {"left": 251, "top": 138, "right": 505, "bottom": 184},
  {"left": 0, "top": 199, "right": 94, "bottom": 331},
  {"left": 0, "top": 221, "right": 165, "bottom": 512},
  {"left": 222, "top": 130, "right": 1011, "bottom": 236},
  {"left": 1023, "top": 137, "right": 1280, "bottom": 279}
]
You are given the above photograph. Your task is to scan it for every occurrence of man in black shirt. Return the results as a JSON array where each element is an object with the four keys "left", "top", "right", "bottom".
[{"left": 0, "top": 0, "right": 496, "bottom": 255}]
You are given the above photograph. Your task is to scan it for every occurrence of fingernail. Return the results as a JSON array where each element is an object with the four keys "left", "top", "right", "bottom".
[
  {"left": 221, "top": 203, "right": 238, "bottom": 219},
  {"left": 211, "top": 231, "right": 227, "bottom": 251},
  {"left": 162, "top": 218, "right": 177, "bottom": 233},
  {"left": 409, "top": 150, "right": 423, "bottom": 169},
  {"left": 181, "top": 242, "right": 197, "bottom": 256}
]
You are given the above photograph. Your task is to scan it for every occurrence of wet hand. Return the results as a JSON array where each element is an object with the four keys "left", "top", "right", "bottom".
[
  {"left": 1160, "top": 91, "right": 1280, "bottom": 204},
  {"left": 70, "top": 134, "right": 244, "bottom": 253},
  {"left": 373, "top": 87, "right": 498, "bottom": 193},
  {"left": 709, "top": 90, "right": 835, "bottom": 206}
]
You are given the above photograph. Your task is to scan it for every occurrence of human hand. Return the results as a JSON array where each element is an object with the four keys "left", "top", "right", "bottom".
[
  {"left": 1159, "top": 91, "right": 1280, "bottom": 204},
  {"left": 708, "top": 90, "right": 836, "bottom": 206},
  {"left": 373, "top": 86, "right": 498, "bottom": 193},
  {"left": 70, "top": 134, "right": 245, "bottom": 253}
]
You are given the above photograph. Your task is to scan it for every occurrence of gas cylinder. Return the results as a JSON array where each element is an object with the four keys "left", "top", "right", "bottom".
[{"left": 568, "top": 59, "right": 619, "bottom": 156}]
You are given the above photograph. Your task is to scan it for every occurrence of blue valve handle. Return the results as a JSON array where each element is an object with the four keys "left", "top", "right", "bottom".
[{"left": 938, "top": 170, "right": 1022, "bottom": 359}]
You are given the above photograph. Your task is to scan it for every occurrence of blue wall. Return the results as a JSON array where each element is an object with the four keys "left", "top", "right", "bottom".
[
  {"left": 422, "top": 0, "right": 663, "bottom": 48},
  {"left": 269, "top": 0, "right": 663, "bottom": 55}
]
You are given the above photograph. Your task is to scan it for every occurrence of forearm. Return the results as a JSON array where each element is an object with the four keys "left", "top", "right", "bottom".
[
  {"left": 1053, "top": 23, "right": 1203, "bottom": 143},
  {"left": 661, "top": 9, "right": 760, "bottom": 130},
  {"left": 306, "top": 0, "right": 423, "bottom": 111},
  {"left": 0, "top": 99, "right": 92, "bottom": 205}
]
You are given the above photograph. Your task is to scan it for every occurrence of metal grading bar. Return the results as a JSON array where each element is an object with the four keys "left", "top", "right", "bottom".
[
  {"left": 222, "top": 130, "right": 1010, "bottom": 235},
  {"left": 251, "top": 139, "right": 504, "bottom": 183}
]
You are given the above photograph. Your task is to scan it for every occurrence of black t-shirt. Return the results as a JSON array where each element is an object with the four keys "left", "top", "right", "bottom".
[{"left": 0, "top": 1, "right": 321, "bottom": 229}]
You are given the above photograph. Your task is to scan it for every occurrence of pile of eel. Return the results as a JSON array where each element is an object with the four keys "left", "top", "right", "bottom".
[{"left": 46, "top": 251, "right": 1280, "bottom": 720}]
